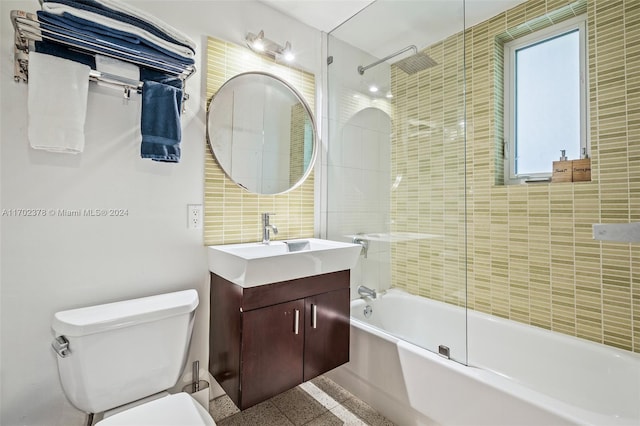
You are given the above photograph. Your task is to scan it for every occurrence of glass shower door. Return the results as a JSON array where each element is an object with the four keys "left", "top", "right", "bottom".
[{"left": 325, "top": 0, "right": 467, "bottom": 364}]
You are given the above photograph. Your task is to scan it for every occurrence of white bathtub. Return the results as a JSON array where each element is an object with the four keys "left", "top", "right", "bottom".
[{"left": 326, "top": 288, "right": 640, "bottom": 426}]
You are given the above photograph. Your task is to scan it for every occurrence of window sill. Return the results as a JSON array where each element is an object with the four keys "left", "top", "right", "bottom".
[{"left": 498, "top": 178, "right": 594, "bottom": 187}]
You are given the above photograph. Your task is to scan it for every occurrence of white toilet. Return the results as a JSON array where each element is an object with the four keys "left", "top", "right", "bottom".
[{"left": 51, "top": 289, "right": 216, "bottom": 426}]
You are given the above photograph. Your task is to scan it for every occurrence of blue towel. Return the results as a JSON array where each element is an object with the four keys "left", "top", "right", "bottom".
[
  {"left": 41, "top": 11, "right": 140, "bottom": 45},
  {"left": 140, "top": 70, "right": 183, "bottom": 162},
  {"left": 37, "top": 11, "right": 194, "bottom": 67},
  {"left": 42, "top": 0, "right": 195, "bottom": 54},
  {"left": 36, "top": 25, "right": 187, "bottom": 77},
  {"left": 34, "top": 40, "right": 96, "bottom": 69},
  {"left": 38, "top": 33, "right": 187, "bottom": 76}
]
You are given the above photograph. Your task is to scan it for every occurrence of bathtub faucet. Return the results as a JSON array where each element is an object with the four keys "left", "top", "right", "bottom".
[
  {"left": 352, "top": 235, "right": 369, "bottom": 258},
  {"left": 357, "top": 285, "right": 377, "bottom": 299}
]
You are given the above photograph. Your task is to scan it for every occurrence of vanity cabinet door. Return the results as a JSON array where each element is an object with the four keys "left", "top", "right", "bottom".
[
  {"left": 240, "top": 299, "right": 305, "bottom": 409},
  {"left": 303, "top": 288, "right": 350, "bottom": 381}
]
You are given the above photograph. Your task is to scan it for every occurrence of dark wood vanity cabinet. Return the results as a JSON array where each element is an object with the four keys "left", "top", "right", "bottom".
[
  {"left": 241, "top": 298, "right": 305, "bottom": 408},
  {"left": 303, "top": 290, "right": 350, "bottom": 381},
  {"left": 209, "top": 270, "right": 350, "bottom": 410}
]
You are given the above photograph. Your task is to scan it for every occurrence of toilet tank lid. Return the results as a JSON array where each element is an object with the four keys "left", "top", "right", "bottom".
[{"left": 52, "top": 289, "right": 199, "bottom": 337}]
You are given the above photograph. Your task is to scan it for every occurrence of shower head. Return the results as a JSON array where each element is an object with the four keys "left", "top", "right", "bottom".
[
  {"left": 358, "top": 45, "right": 437, "bottom": 76},
  {"left": 393, "top": 51, "right": 438, "bottom": 74}
]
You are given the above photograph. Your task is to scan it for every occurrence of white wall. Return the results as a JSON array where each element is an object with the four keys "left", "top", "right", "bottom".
[{"left": 0, "top": 1, "right": 321, "bottom": 425}]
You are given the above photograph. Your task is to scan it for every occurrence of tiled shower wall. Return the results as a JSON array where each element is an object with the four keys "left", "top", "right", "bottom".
[
  {"left": 391, "top": 0, "right": 640, "bottom": 353},
  {"left": 204, "top": 37, "right": 316, "bottom": 245}
]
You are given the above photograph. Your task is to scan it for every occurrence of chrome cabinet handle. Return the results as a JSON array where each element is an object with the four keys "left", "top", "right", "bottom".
[
  {"left": 311, "top": 304, "right": 317, "bottom": 329},
  {"left": 294, "top": 309, "right": 300, "bottom": 334}
]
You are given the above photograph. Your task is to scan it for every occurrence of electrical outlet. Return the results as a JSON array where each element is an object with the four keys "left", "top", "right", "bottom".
[{"left": 187, "top": 204, "right": 202, "bottom": 230}]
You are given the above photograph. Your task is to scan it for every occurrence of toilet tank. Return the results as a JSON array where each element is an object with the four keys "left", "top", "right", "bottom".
[{"left": 51, "top": 289, "right": 199, "bottom": 414}]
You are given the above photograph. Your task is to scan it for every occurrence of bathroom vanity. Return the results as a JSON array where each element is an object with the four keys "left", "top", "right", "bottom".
[{"left": 209, "top": 270, "right": 350, "bottom": 410}]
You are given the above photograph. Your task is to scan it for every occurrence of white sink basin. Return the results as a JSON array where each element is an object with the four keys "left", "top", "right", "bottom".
[{"left": 208, "top": 238, "right": 361, "bottom": 287}]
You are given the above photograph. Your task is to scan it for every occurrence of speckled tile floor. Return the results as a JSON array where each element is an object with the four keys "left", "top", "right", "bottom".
[{"left": 208, "top": 376, "right": 395, "bottom": 426}]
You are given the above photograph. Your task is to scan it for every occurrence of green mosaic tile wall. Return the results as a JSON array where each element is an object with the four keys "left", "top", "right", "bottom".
[{"left": 391, "top": 0, "right": 640, "bottom": 353}]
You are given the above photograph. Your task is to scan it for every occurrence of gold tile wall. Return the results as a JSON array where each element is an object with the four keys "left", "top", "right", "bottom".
[
  {"left": 204, "top": 37, "right": 316, "bottom": 245},
  {"left": 391, "top": 0, "right": 640, "bottom": 353}
]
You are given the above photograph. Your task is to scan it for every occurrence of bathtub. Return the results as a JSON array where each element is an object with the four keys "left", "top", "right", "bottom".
[{"left": 325, "top": 288, "right": 640, "bottom": 426}]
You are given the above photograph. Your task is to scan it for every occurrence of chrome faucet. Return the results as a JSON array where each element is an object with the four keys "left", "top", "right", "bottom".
[
  {"left": 352, "top": 235, "right": 369, "bottom": 258},
  {"left": 357, "top": 285, "right": 376, "bottom": 299},
  {"left": 261, "top": 213, "right": 278, "bottom": 244}
]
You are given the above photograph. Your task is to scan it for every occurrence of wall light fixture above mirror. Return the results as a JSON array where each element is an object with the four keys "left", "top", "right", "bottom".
[
  {"left": 246, "top": 30, "right": 295, "bottom": 62},
  {"left": 206, "top": 71, "right": 317, "bottom": 195}
]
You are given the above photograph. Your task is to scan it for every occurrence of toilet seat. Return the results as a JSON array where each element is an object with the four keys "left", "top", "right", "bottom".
[{"left": 96, "top": 392, "right": 216, "bottom": 426}]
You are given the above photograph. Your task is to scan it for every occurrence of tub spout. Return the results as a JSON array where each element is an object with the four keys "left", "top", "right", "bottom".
[{"left": 357, "top": 285, "right": 377, "bottom": 299}]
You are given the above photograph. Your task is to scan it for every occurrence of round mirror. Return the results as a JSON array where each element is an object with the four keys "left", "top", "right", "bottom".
[{"left": 206, "top": 71, "right": 317, "bottom": 195}]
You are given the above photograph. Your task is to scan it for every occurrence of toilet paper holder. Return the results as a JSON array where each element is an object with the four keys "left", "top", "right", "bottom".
[{"left": 183, "top": 360, "right": 210, "bottom": 407}]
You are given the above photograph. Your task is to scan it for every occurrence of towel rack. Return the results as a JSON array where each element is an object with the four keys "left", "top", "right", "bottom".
[{"left": 10, "top": 10, "right": 194, "bottom": 100}]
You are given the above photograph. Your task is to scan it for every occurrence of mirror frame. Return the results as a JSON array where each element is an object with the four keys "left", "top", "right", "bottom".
[{"left": 205, "top": 71, "right": 318, "bottom": 195}]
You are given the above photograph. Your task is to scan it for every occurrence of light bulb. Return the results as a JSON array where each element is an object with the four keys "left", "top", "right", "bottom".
[
  {"left": 282, "top": 42, "right": 294, "bottom": 62},
  {"left": 253, "top": 40, "right": 265, "bottom": 51}
]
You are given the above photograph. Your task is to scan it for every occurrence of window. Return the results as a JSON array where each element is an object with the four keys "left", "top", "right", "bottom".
[{"left": 504, "top": 16, "right": 588, "bottom": 183}]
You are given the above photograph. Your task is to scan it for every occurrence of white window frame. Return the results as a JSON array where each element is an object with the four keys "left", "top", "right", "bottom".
[{"left": 503, "top": 15, "right": 588, "bottom": 184}]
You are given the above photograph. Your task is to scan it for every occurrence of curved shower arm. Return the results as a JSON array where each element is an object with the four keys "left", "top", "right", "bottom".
[{"left": 357, "top": 45, "right": 417, "bottom": 75}]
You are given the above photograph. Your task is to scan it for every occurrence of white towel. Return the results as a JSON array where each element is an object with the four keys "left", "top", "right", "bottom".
[{"left": 28, "top": 52, "right": 90, "bottom": 154}]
